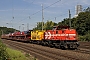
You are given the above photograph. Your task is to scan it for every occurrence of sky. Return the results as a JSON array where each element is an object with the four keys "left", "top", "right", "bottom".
[{"left": 0, "top": 0, "right": 90, "bottom": 31}]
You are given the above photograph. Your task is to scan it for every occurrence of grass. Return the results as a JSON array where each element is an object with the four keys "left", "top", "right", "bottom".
[
  {"left": 0, "top": 38, "right": 37, "bottom": 60},
  {"left": 6, "top": 47, "right": 37, "bottom": 60},
  {"left": 6, "top": 48, "right": 27, "bottom": 60}
]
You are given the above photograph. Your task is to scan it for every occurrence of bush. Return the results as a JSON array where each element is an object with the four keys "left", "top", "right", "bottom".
[
  {"left": 85, "top": 34, "right": 90, "bottom": 42},
  {"left": 78, "top": 34, "right": 90, "bottom": 42},
  {"left": 0, "top": 40, "right": 9, "bottom": 60},
  {"left": 78, "top": 35, "right": 85, "bottom": 41},
  {"left": 6, "top": 48, "right": 27, "bottom": 60}
]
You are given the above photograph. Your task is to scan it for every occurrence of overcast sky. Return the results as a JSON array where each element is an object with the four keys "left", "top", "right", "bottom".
[{"left": 0, "top": 0, "right": 90, "bottom": 31}]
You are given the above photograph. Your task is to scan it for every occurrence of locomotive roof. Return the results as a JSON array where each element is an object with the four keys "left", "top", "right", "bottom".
[{"left": 53, "top": 25, "right": 70, "bottom": 28}]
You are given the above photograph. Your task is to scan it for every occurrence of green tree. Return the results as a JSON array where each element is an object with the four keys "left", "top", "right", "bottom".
[
  {"left": 33, "top": 22, "right": 44, "bottom": 30},
  {"left": 84, "top": 7, "right": 90, "bottom": 12},
  {"left": 0, "top": 27, "right": 18, "bottom": 36},
  {"left": 76, "top": 12, "right": 90, "bottom": 35},
  {"left": 44, "top": 20, "right": 57, "bottom": 30},
  {"left": 33, "top": 20, "right": 57, "bottom": 30}
]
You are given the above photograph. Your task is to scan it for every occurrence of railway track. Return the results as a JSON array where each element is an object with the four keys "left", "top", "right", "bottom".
[
  {"left": 2, "top": 39, "right": 90, "bottom": 60},
  {"left": 74, "top": 48, "right": 90, "bottom": 54},
  {"left": 73, "top": 41, "right": 90, "bottom": 54},
  {"left": 79, "top": 41, "right": 90, "bottom": 49}
]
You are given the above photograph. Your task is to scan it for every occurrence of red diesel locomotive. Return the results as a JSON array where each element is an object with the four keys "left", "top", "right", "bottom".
[{"left": 44, "top": 26, "right": 79, "bottom": 49}]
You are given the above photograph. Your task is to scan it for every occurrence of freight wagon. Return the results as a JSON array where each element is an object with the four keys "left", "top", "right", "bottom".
[{"left": 1, "top": 25, "right": 79, "bottom": 49}]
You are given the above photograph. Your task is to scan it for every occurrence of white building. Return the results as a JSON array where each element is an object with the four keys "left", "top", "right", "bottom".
[{"left": 75, "top": 5, "right": 82, "bottom": 17}]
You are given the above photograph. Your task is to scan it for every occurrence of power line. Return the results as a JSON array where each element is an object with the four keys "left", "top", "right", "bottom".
[
  {"left": 46, "top": 8, "right": 76, "bottom": 22},
  {"left": 18, "top": 0, "right": 61, "bottom": 23},
  {"left": 31, "top": 0, "right": 61, "bottom": 16},
  {"left": 11, "top": 0, "right": 36, "bottom": 23},
  {"left": 8, "top": 0, "right": 14, "bottom": 28},
  {"left": 43, "top": 0, "right": 61, "bottom": 10},
  {"left": 14, "top": 0, "right": 62, "bottom": 30}
]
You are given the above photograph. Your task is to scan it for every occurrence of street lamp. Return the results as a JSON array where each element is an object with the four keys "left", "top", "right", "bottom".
[
  {"left": 6, "top": 23, "right": 9, "bottom": 28},
  {"left": 19, "top": 26, "right": 21, "bottom": 31},
  {"left": 22, "top": 24, "right": 24, "bottom": 31}
]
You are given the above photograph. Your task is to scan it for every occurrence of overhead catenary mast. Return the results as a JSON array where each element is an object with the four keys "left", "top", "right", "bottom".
[
  {"left": 41, "top": 4, "right": 44, "bottom": 31},
  {"left": 69, "top": 9, "right": 71, "bottom": 28}
]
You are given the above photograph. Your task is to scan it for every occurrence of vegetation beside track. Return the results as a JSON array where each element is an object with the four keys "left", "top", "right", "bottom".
[
  {"left": 6, "top": 48, "right": 37, "bottom": 60},
  {"left": 6, "top": 48, "right": 27, "bottom": 60},
  {"left": 0, "top": 39, "right": 9, "bottom": 60},
  {"left": 0, "top": 39, "right": 36, "bottom": 60}
]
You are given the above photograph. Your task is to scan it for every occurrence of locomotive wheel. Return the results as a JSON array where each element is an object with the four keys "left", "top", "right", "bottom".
[
  {"left": 72, "top": 44, "right": 78, "bottom": 49},
  {"left": 37, "top": 41, "right": 40, "bottom": 45},
  {"left": 64, "top": 43, "right": 68, "bottom": 49},
  {"left": 67, "top": 44, "right": 70, "bottom": 49},
  {"left": 49, "top": 44, "right": 54, "bottom": 48}
]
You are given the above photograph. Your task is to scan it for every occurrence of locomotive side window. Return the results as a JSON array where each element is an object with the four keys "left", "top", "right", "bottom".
[
  {"left": 52, "top": 27, "right": 57, "bottom": 30},
  {"left": 57, "top": 27, "right": 61, "bottom": 30},
  {"left": 56, "top": 31, "right": 58, "bottom": 34},
  {"left": 62, "top": 30, "right": 64, "bottom": 33}
]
